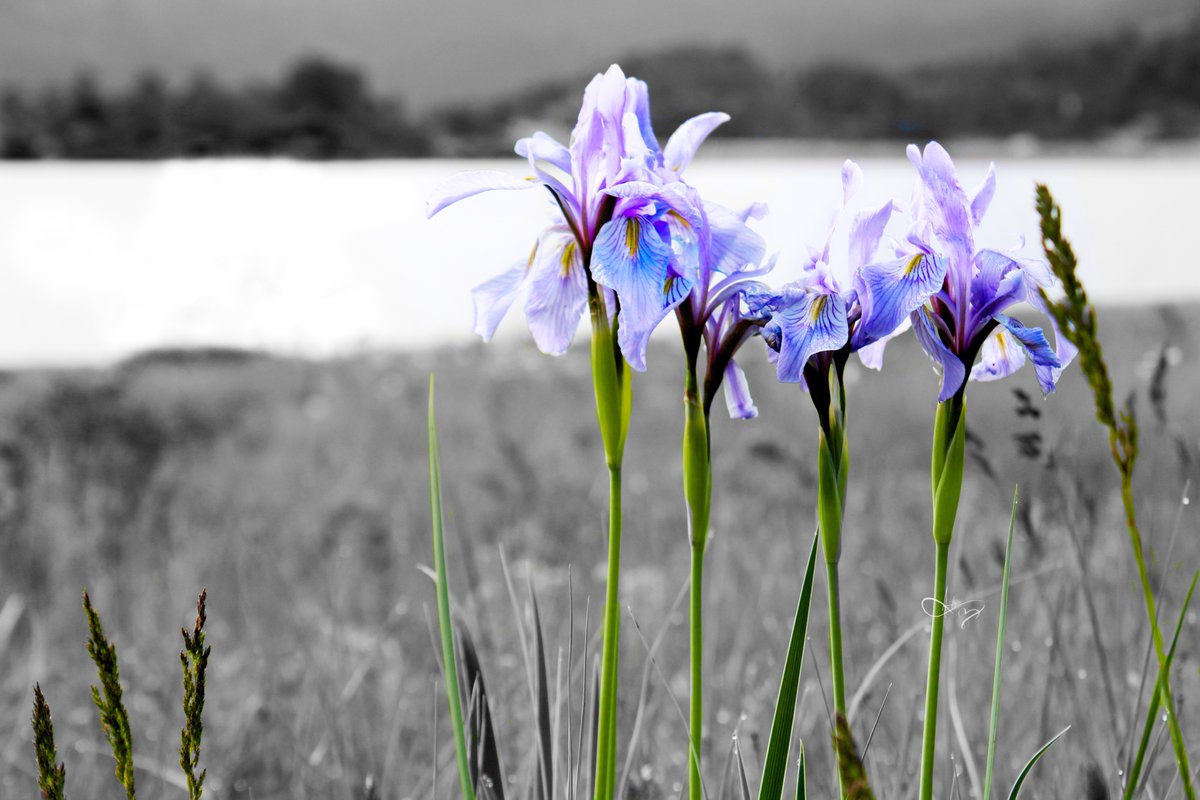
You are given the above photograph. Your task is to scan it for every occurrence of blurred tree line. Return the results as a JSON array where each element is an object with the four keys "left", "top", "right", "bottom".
[
  {"left": 3, "top": 13, "right": 1198, "bottom": 159},
  {"left": 0, "top": 57, "right": 430, "bottom": 158}
]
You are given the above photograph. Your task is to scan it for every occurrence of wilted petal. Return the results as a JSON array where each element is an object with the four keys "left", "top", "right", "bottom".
[
  {"left": 767, "top": 290, "right": 849, "bottom": 383},
  {"left": 470, "top": 260, "right": 529, "bottom": 341},
  {"left": 722, "top": 359, "right": 758, "bottom": 419},
  {"left": 426, "top": 170, "right": 535, "bottom": 218},
  {"left": 854, "top": 253, "right": 946, "bottom": 345},
  {"left": 847, "top": 199, "right": 895, "bottom": 272},
  {"left": 970, "top": 327, "right": 1027, "bottom": 383},
  {"left": 664, "top": 112, "right": 730, "bottom": 174},
  {"left": 525, "top": 235, "right": 588, "bottom": 355},
  {"left": 913, "top": 307, "right": 967, "bottom": 402}
]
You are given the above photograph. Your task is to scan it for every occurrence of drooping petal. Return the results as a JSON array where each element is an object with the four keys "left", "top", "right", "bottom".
[
  {"left": 912, "top": 307, "right": 967, "bottom": 402},
  {"left": 994, "top": 315, "right": 1060, "bottom": 369},
  {"left": 470, "top": 259, "right": 529, "bottom": 341},
  {"left": 591, "top": 214, "right": 677, "bottom": 368},
  {"left": 970, "top": 327, "right": 1027, "bottom": 383},
  {"left": 722, "top": 358, "right": 758, "bottom": 419},
  {"left": 426, "top": 170, "right": 536, "bottom": 218},
  {"left": 664, "top": 112, "right": 730, "bottom": 174},
  {"left": 766, "top": 290, "right": 849, "bottom": 383},
  {"left": 847, "top": 199, "right": 895, "bottom": 272},
  {"left": 524, "top": 235, "right": 588, "bottom": 355},
  {"left": 706, "top": 201, "right": 766, "bottom": 276},
  {"left": 854, "top": 253, "right": 947, "bottom": 346},
  {"left": 856, "top": 317, "right": 910, "bottom": 370}
]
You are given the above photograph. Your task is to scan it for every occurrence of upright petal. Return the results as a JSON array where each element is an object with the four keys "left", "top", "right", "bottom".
[
  {"left": 470, "top": 260, "right": 530, "bottom": 341},
  {"left": 524, "top": 235, "right": 589, "bottom": 355},
  {"left": 841, "top": 160, "right": 864, "bottom": 205},
  {"left": 664, "top": 112, "right": 730, "bottom": 174},
  {"left": 847, "top": 199, "right": 895, "bottom": 272},
  {"left": 426, "top": 171, "right": 536, "bottom": 218},
  {"left": 722, "top": 359, "right": 758, "bottom": 419},
  {"left": 909, "top": 142, "right": 974, "bottom": 287},
  {"left": 970, "top": 163, "right": 997, "bottom": 226},
  {"left": 912, "top": 307, "right": 967, "bottom": 402}
]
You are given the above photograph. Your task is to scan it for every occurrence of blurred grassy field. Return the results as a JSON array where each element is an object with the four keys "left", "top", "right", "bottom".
[{"left": 0, "top": 304, "right": 1197, "bottom": 799}]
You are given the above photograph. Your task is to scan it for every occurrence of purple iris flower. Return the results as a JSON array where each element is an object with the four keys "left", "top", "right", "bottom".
[
  {"left": 877, "top": 142, "right": 1077, "bottom": 402},
  {"left": 426, "top": 64, "right": 731, "bottom": 369},
  {"left": 677, "top": 201, "right": 773, "bottom": 419},
  {"left": 747, "top": 161, "right": 923, "bottom": 387}
]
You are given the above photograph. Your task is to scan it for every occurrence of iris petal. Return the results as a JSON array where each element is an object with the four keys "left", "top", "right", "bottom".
[
  {"left": 591, "top": 214, "right": 676, "bottom": 369},
  {"left": 426, "top": 170, "right": 536, "bottom": 218},
  {"left": 847, "top": 199, "right": 894, "bottom": 272},
  {"left": 722, "top": 359, "right": 758, "bottom": 419},
  {"left": 470, "top": 260, "right": 528, "bottom": 342},
  {"left": 769, "top": 291, "right": 849, "bottom": 383},
  {"left": 913, "top": 307, "right": 967, "bottom": 402},
  {"left": 970, "top": 163, "right": 997, "bottom": 226},
  {"left": 706, "top": 201, "right": 766, "bottom": 276},
  {"left": 970, "top": 327, "right": 1027, "bottom": 383},
  {"left": 855, "top": 253, "right": 947, "bottom": 346},
  {"left": 525, "top": 235, "right": 588, "bottom": 355},
  {"left": 664, "top": 112, "right": 730, "bottom": 174}
]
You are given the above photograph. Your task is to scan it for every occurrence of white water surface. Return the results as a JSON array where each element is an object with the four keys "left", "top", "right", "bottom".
[{"left": 0, "top": 155, "right": 1195, "bottom": 366}]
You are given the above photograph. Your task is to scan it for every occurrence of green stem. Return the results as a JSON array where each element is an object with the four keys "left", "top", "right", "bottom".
[
  {"left": 918, "top": 541, "right": 951, "bottom": 800},
  {"left": 594, "top": 465, "right": 623, "bottom": 800},
  {"left": 826, "top": 561, "right": 847, "bottom": 798},
  {"left": 689, "top": 543, "right": 706, "bottom": 800}
]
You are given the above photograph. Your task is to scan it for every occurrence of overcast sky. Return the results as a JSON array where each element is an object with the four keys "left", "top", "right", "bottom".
[{"left": 1, "top": 0, "right": 1195, "bottom": 112}]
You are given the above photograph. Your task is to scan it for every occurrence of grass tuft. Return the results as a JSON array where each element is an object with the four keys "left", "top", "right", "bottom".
[
  {"left": 31, "top": 684, "right": 66, "bottom": 800},
  {"left": 83, "top": 589, "right": 136, "bottom": 800},
  {"left": 180, "top": 589, "right": 211, "bottom": 800}
]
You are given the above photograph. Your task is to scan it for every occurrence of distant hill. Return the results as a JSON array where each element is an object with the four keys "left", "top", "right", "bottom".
[{"left": 0, "top": 0, "right": 1196, "bottom": 112}]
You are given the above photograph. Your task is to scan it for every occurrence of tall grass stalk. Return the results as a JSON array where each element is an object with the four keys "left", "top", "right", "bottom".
[
  {"left": 587, "top": 281, "right": 632, "bottom": 800},
  {"left": 32, "top": 684, "right": 66, "bottom": 800},
  {"left": 918, "top": 394, "right": 967, "bottom": 800},
  {"left": 179, "top": 590, "right": 210, "bottom": 800},
  {"left": 1035, "top": 183, "right": 1195, "bottom": 799},
  {"left": 83, "top": 590, "right": 136, "bottom": 800},
  {"left": 427, "top": 377, "right": 477, "bottom": 800}
]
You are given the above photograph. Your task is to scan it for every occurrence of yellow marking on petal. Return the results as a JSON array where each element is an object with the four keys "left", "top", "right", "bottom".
[
  {"left": 809, "top": 294, "right": 828, "bottom": 322},
  {"left": 995, "top": 330, "right": 1009, "bottom": 358},
  {"left": 525, "top": 242, "right": 539, "bottom": 274},
  {"left": 904, "top": 254, "right": 926, "bottom": 276},
  {"left": 667, "top": 210, "right": 691, "bottom": 229},
  {"left": 625, "top": 218, "right": 641, "bottom": 257},
  {"left": 664, "top": 275, "right": 675, "bottom": 295},
  {"left": 560, "top": 241, "right": 577, "bottom": 277}
]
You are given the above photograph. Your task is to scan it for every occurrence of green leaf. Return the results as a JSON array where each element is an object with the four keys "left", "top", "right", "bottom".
[
  {"left": 794, "top": 743, "right": 806, "bottom": 800},
  {"left": 932, "top": 401, "right": 966, "bottom": 545},
  {"left": 428, "top": 376, "right": 477, "bottom": 800},
  {"left": 1007, "top": 726, "right": 1069, "bottom": 800},
  {"left": 757, "top": 533, "right": 820, "bottom": 800},
  {"left": 982, "top": 486, "right": 1019, "bottom": 800}
]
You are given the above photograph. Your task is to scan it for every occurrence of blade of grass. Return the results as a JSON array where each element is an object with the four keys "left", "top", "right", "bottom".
[
  {"left": 530, "top": 584, "right": 553, "bottom": 800},
  {"left": 1124, "top": 570, "right": 1200, "bottom": 800},
  {"left": 794, "top": 743, "right": 806, "bottom": 800},
  {"left": 756, "top": 532, "right": 820, "bottom": 800},
  {"left": 428, "top": 376, "right": 477, "bottom": 800},
  {"left": 982, "top": 486, "right": 1019, "bottom": 800},
  {"left": 735, "top": 737, "right": 753, "bottom": 800},
  {"left": 460, "top": 624, "right": 506, "bottom": 799},
  {"left": 1007, "top": 726, "right": 1069, "bottom": 800}
]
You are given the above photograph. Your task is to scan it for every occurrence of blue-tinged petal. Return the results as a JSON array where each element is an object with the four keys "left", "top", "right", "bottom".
[
  {"left": 994, "top": 315, "right": 1060, "bottom": 369},
  {"left": 426, "top": 170, "right": 536, "bottom": 218},
  {"left": 856, "top": 317, "right": 910, "bottom": 370},
  {"left": 912, "top": 307, "right": 966, "bottom": 402},
  {"left": 625, "top": 77, "right": 660, "bottom": 153},
  {"left": 470, "top": 258, "right": 530, "bottom": 341},
  {"left": 524, "top": 233, "right": 588, "bottom": 355},
  {"left": 847, "top": 199, "right": 895, "bottom": 272},
  {"left": 617, "top": 319, "right": 656, "bottom": 372},
  {"left": 970, "top": 327, "right": 1027, "bottom": 383},
  {"left": 515, "top": 132, "right": 571, "bottom": 173},
  {"left": 768, "top": 290, "right": 849, "bottom": 383},
  {"left": 909, "top": 141, "right": 974, "bottom": 284},
  {"left": 706, "top": 201, "right": 766, "bottom": 276},
  {"left": 970, "top": 163, "right": 996, "bottom": 226},
  {"left": 722, "top": 358, "right": 758, "bottom": 419},
  {"left": 971, "top": 249, "right": 1021, "bottom": 310},
  {"left": 1027, "top": 280, "right": 1079, "bottom": 392},
  {"left": 842, "top": 160, "right": 864, "bottom": 205},
  {"left": 663, "top": 112, "right": 730, "bottom": 174},
  {"left": 591, "top": 214, "right": 676, "bottom": 366},
  {"left": 854, "top": 253, "right": 946, "bottom": 346}
]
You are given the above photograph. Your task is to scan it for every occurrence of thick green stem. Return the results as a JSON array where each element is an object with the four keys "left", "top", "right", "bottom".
[
  {"left": 826, "top": 561, "right": 848, "bottom": 798},
  {"left": 919, "top": 541, "right": 951, "bottom": 800},
  {"left": 594, "top": 465, "right": 623, "bottom": 800},
  {"left": 682, "top": 361, "right": 711, "bottom": 800}
]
